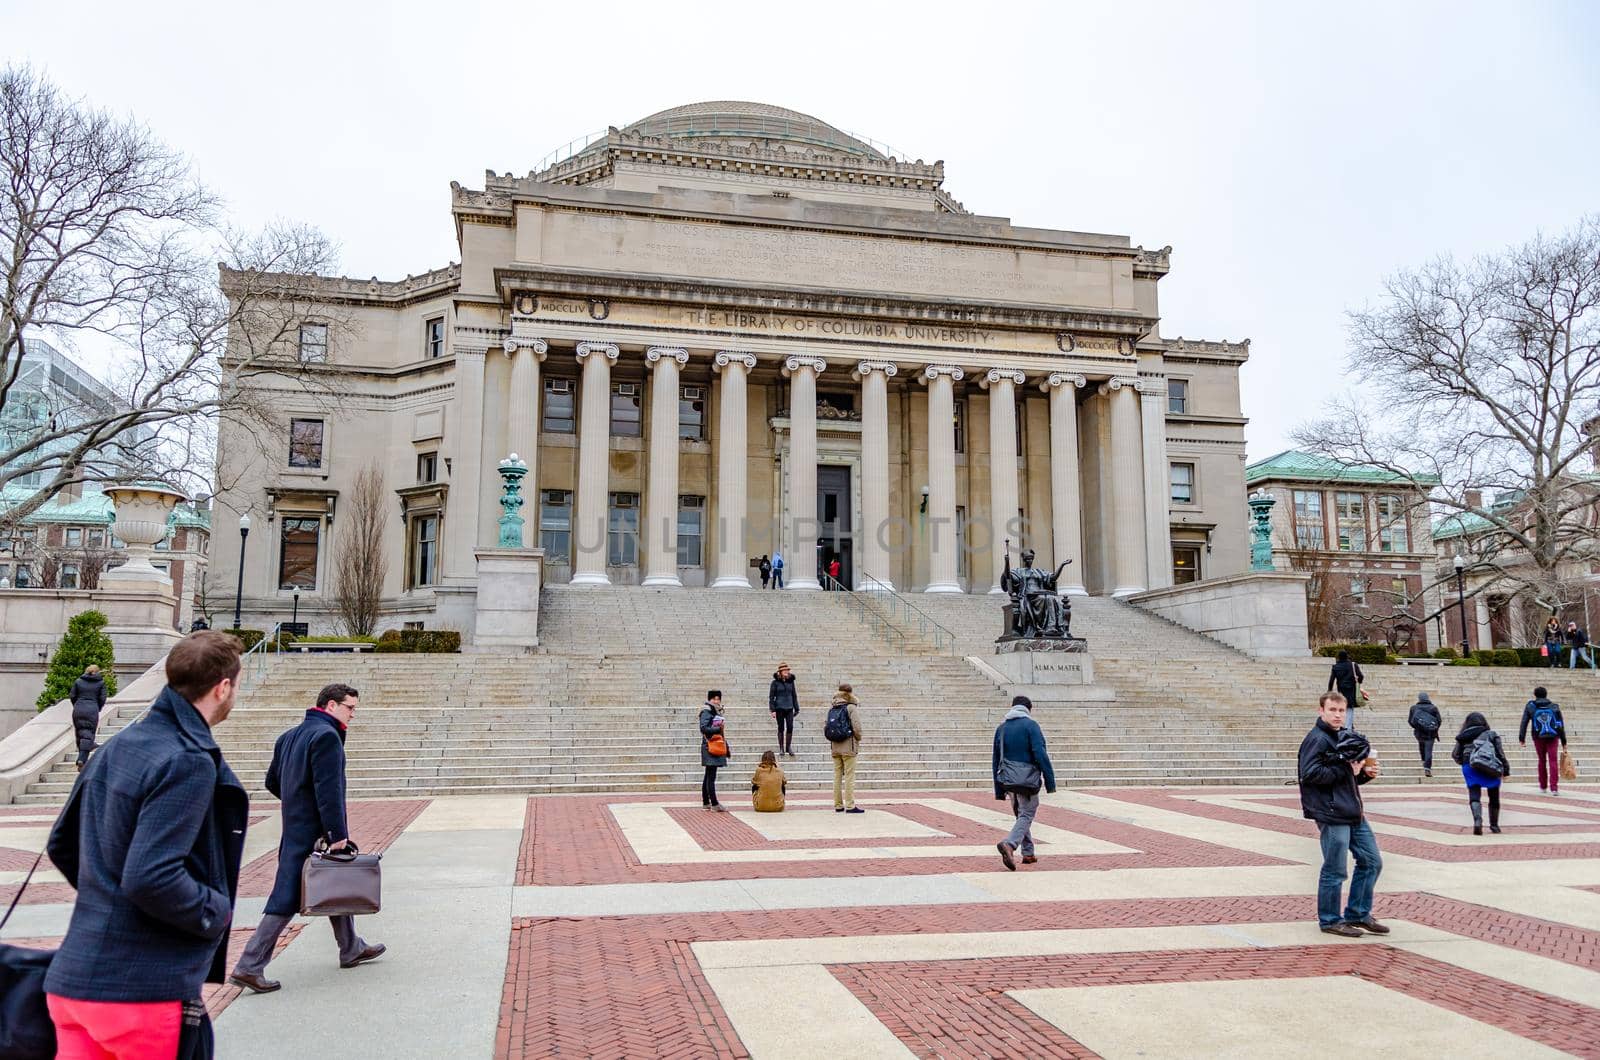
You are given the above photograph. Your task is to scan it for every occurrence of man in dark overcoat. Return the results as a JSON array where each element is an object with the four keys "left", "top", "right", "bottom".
[{"left": 229, "top": 682, "right": 384, "bottom": 992}]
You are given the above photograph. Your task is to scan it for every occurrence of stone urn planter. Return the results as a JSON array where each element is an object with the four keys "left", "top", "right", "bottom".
[{"left": 101, "top": 483, "right": 187, "bottom": 588}]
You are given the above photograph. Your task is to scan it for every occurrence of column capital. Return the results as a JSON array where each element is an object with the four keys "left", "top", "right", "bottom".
[
  {"left": 501, "top": 336, "right": 548, "bottom": 359},
  {"left": 921, "top": 363, "right": 965, "bottom": 383},
  {"left": 853, "top": 359, "right": 899, "bottom": 379},
  {"left": 782, "top": 355, "right": 827, "bottom": 376},
  {"left": 1097, "top": 375, "right": 1139, "bottom": 396},
  {"left": 1041, "top": 372, "right": 1087, "bottom": 393},
  {"left": 715, "top": 350, "right": 757, "bottom": 370},
  {"left": 645, "top": 346, "right": 689, "bottom": 366},
  {"left": 575, "top": 341, "right": 619, "bottom": 363},
  {"left": 981, "top": 368, "right": 1026, "bottom": 389},
  {"left": 1135, "top": 377, "right": 1168, "bottom": 397}
]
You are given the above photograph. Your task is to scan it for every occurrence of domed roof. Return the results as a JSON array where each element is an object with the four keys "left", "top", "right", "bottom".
[{"left": 615, "top": 101, "right": 888, "bottom": 160}]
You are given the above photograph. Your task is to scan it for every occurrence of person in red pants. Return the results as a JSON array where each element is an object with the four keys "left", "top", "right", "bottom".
[{"left": 1518, "top": 686, "right": 1568, "bottom": 794}]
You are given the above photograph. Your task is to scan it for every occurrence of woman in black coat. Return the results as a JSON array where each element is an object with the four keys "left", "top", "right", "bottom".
[
  {"left": 70, "top": 664, "right": 107, "bottom": 768},
  {"left": 1327, "top": 650, "right": 1364, "bottom": 730},
  {"left": 1451, "top": 711, "right": 1510, "bottom": 835},
  {"left": 699, "top": 691, "right": 729, "bottom": 811}
]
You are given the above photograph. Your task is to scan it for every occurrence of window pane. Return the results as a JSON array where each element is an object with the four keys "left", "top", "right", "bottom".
[
  {"left": 417, "top": 451, "right": 437, "bottom": 483},
  {"left": 610, "top": 385, "right": 641, "bottom": 437},
  {"left": 60, "top": 564, "right": 79, "bottom": 589},
  {"left": 1169, "top": 463, "right": 1195, "bottom": 504},
  {"left": 543, "top": 381, "right": 575, "bottom": 433},
  {"left": 299, "top": 324, "right": 328, "bottom": 362},
  {"left": 87, "top": 528, "right": 105, "bottom": 549},
  {"left": 676, "top": 504, "right": 703, "bottom": 567},
  {"left": 289, "top": 419, "right": 324, "bottom": 468},
  {"left": 607, "top": 493, "right": 639, "bottom": 566},
  {"left": 425, "top": 317, "right": 445, "bottom": 359},
  {"left": 540, "top": 490, "right": 571, "bottom": 561},
  {"left": 678, "top": 389, "right": 704, "bottom": 440},
  {"left": 278, "top": 517, "right": 320, "bottom": 589},
  {"left": 1168, "top": 380, "right": 1188, "bottom": 415},
  {"left": 1172, "top": 545, "right": 1201, "bottom": 585},
  {"left": 1336, "top": 492, "right": 1366, "bottom": 551},
  {"left": 65, "top": 527, "right": 82, "bottom": 547},
  {"left": 412, "top": 515, "right": 438, "bottom": 586},
  {"left": 1293, "top": 490, "right": 1325, "bottom": 549}
]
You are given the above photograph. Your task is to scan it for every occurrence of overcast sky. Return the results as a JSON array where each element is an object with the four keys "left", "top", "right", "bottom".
[{"left": 6, "top": 0, "right": 1596, "bottom": 457}]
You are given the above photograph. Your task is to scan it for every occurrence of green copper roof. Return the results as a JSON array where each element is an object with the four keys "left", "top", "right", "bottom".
[
  {"left": 1245, "top": 450, "right": 1441, "bottom": 487},
  {"left": 0, "top": 485, "right": 211, "bottom": 529},
  {"left": 1432, "top": 492, "right": 1522, "bottom": 541}
]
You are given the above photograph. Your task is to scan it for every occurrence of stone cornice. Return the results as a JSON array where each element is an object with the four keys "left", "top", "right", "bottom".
[
  {"left": 645, "top": 346, "right": 690, "bottom": 366},
  {"left": 221, "top": 263, "right": 461, "bottom": 308},
  {"left": 783, "top": 355, "right": 827, "bottom": 376},
  {"left": 1135, "top": 378, "right": 1168, "bottom": 397},
  {"left": 714, "top": 351, "right": 757, "bottom": 370},
  {"left": 575, "top": 342, "right": 619, "bottom": 362},
  {"left": 1163, "top": 337, "right": 1251, "bottom": 364},
  {"left": 1133, "top": 245, "right": 1172, "bottom": 278}
]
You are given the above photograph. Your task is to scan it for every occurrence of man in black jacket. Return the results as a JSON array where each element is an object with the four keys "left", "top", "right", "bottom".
[
  {"left": 45, "top": 630, "right": 247, "bottom": 1057},
  {"left": 1297, "top": 691, "right": 1385, "bottom": 938},
  {"left": 229, "top": 683, "right": 384, "bottom": 993}
]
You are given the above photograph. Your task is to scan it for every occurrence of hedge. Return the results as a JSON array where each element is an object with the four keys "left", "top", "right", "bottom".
[
  {"left": 38, "top": 610, "right": 117, "bottom": 711},
  {"left": 1451, "top": 657, "right": 1481, "bottom": 666},
  {"left": 373, "top": 629, "right": 460, "bottom": 654},
  {"left": 1314, "top": 643, "right": 1390, "bottom": 665},
  {"left": 222, "top": 628, "right": 297, "bottom": 652},
  {"left": 1432, "top": 646, "right": 1459, "bottom": 659}
]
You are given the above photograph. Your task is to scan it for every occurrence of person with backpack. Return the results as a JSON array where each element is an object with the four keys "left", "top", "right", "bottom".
[
  {"left": 1452, "top": 712, "right": 1510, "bottom": 835},
  {"left": 992, "top": 694, "right": 1057, "bottom": 870},
  {"left": 699, "top": 691, "right": 729, "bottom": 811},
  {"left": 758, "top": 555, "right": 772, "bottom": 589},
  {"left": 1406, "top": 691, "right": 1442, "bottom": 776},
  {"left": 751, "top": 749, "right": 786, "bottom": 812},
  {"left": 770, "top": 550, "right": 784, "bottom": 590},
  {"left": 825, "top": 683, "right": 864, "bottom": 813},
  {"left": 768, "top": 661, "right": 799, "bottom": 757},
  {"left": 1518, "top": 686, "right": 1568, "bottom": 794},
  {"left": 1326, "top": 650, "right": 1364, "bottom": 731}
]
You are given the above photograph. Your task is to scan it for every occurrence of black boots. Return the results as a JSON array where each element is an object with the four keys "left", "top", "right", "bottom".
[
  {"left": 1470, "top": 801, "right": 1483, "bottom": 836},
  {"left": 1490, "top": 802, "right": 1501, "bottom": 834}
]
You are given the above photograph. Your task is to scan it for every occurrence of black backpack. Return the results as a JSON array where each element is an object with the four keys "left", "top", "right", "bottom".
[
  {"left": 824, "top": 703, "right": 854, "bottom": 742},
  {"left": 1467, "top": 731, "right": 1503, "bottom": 777}
]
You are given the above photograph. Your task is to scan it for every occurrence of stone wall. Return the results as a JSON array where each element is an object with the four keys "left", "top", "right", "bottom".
[{"left": 1130, "top": 572, "right": 1312, "bottom": 658}]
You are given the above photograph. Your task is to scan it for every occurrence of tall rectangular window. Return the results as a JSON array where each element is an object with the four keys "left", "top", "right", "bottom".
[
  {"left": 1376, "top": 494, "right": 1409, "bottom": 553},
  {"left": 424, "top": 317, "right": 445, "bottom": 359},
  {"left": 953, "top": 401, "right": 966, "bottom": 454},
  {"left": 1170, "top": 462, "right": 1195, "bottom": 504},
  {"left": 679, "top": 385, "right": 705, "bottom": 440},
  {"left": 1349, "top": 576, "right": 1366, "bottom": 606},
  {"left": 417, "top": 451, "right": 438, "bottom": 484},
  {"left": 1293, "top": 490, "right": 1325, "bottom": 549},
  {"left": 289, "top": 418, "right": 324, "bottom": 468},
  {"left": 1168, "top": 379, "right": 1189, "bottom": 414},
  {"left": 278, "top": 517, "right": 320, "bottom": 589},
  {"left": 539, "top": 489, "right": 571, "bottom": 561},
  {"left": 677, "top": 495, "right": 704, "bottom": 566},
  {"left": 1335, "top": 492, "right": 1366, "bottom": 551},
  {"left": 1172, "top": 545, "right": 1201, "bottom": 585},
  {"left": 608, "top": 492, "right": 639, "bottom": 567},
  {"left": 298, "top": 323, "right": 328, "bottom": 362},
  {"left": 60, "top": 563, "right": 79, "bottom": 589},
  {"left": 955, "top": 505, "right": 968, "bottom": 580},
  {"left": 543, "top": 378, "right": 575, "bottom": 433},
  {"left": 610, "top": 382, "right": 641, "bottom": 437},
  {"left": 87, "top": 527, "right": 105, "bottom": 549},
  {"left": 65, "top": 527, "right": 82, "bottom": 547},
  {"left": 411, "top": 514, "right": 438, "bottom": 587}
]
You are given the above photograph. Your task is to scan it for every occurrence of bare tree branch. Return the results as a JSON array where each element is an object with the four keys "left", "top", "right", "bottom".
[{"left": 332, "top": 462, "right": 388, "bottom": 637}]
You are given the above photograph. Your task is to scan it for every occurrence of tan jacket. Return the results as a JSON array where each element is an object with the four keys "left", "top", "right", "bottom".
[
  {"left": 827, "top": 695, "right": 863, "bottom": 757},
  {"left": 750, "top": 763, "right": 786, "bottom": 812}
]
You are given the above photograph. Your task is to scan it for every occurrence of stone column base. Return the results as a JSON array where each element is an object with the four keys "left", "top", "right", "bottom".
[{"left": 470, "top": 548, "right": 544, "bottom": 652}]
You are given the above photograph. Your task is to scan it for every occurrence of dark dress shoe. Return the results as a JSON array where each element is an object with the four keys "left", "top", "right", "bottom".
[
  {"left": 997, "top": 842, "right": 1016, "bottom": 871},
  {"left": 1349, "top": 918, "right": 1390, "bottom": 935},
  {"left": 1319, "top": 923, "right": 1364, "bottom": 937},
  {"left": 340, "top": 943, "right": 387, "bottom": 969},
  {"left": 1021, "top": 855, "right": 1038, "bottom": 864},
  {"left": 229, "top": 971, "right": 281, "bottom": 993}
]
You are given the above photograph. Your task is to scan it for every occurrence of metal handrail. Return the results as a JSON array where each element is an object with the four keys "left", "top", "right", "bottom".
[
  {"left": 854, "top": 572, "right": 958, "bottom": 654},
  {"left": 238, "top": 623, "right": 284, "bottom": 691},
  {"left": 820, "top": 573, "right": 908, "bottom": 650}
]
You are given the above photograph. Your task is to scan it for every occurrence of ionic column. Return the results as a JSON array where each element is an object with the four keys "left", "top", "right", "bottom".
[
  {"left": 922, "top": 364, "right": 964, "bottom": 593},
  {"left": 984, "top": 369, "right": 1025, "bottom": 594},
  {"left": 446, "top": 339, "right": 487, "bottom": 580},
  {"left": 570, "top": 341, "right": 618, "bottom": 586},
  {"left": 642, "top": 347, "right": 689, "bottom": 587},
  {"left": 784, "top": 356, "right": 825, "bottom": 590},
  {"left": 1474, "top": 592, "right": 1492, "bottom": 650},
  {"left": 1139, "top": 379, "right": 1173, "bottom": 590},
  {"left": 856, "top": 360, "right": 898, "bottom": 590},
  {"left": 1043, "top": 373, "right": 1088, "bottom": 595},
  {"left": 1103, "top": 376, "right": 1148, "bottom": 596},
  {"left": 711, "top": 351, "right": 756, "bottom": 589},
  {"left": 502, "top": 336, "right": 547, "bottom": 547}
]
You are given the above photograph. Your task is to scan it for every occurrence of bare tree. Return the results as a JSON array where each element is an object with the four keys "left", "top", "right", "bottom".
[
  {"left": 1296, "top": 216, "right": 1600, "bottom": 610},
  {"left": 0, "top": 65, "right": 341, "bottom": 526},
  {"left": 332, "top": 462, "right": 388, "bottom": 637}
]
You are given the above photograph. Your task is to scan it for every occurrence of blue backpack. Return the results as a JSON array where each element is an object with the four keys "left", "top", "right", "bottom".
[{"left": 1531, "top": 704, "right": 1562, "bottom": 739}]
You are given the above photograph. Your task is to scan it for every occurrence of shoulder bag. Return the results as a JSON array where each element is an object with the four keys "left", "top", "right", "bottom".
[
  {"left": 301, "top": 838, "right": 383, "bottom": 916},
  {"left": 0, "top": 780, "right": 82, "bottom": 1060}
]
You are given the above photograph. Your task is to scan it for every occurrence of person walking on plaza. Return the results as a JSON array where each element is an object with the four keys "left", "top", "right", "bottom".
[
  {"left": 1326, "top": 650, "right": 1365, "bottom": 730},
  {"left": 770, "top": 550, "right": 784, "bottom": 589},
  {"left": 230, "top": 683, "right": 384, "bottom": 994},
  {"left": 44, "top": 631, "right": 248, "bottom": 1057},
  {"left": 1451, "top": 711, "right": 1510, "bottom": 835},
  {"left": 825, "top": 682, "right": 864, "bottom": 813},
  {"left": 1407, "top": 691, "right": 1442, "bottom": 777},
  {"left": 1543, "top": 616, "right": 1563, "bottom": 666},
  {"left": 758, "top": 554, "right": 772, "bottom": 589},
  {"left": 1566, "top": 620, "right": 1594, "bottom": 670},
  {"left": 69, "top": 663, "right": 107, "bottom": 769},
  {"left": 1297, "top": 691, "right": 1386, "bottom": 938},
  {"left": 1519, "top": 685, "right": 1568, "bottom": 794},
  {"left": 700, "top": 690, "right": 729, "bottom": 811},
  {"left": 992, "top": 694, "right": 1056, "bottom": 871},
  {"left": 768, "top": 661, "right": 799, "bottom": 756},
  {"left": 751, "top": 749, "right": 786, "bottom": 812}
]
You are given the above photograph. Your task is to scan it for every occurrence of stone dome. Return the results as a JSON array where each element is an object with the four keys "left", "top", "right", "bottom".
[{"left": 613, "top": 101, "right": 888, "bottom": 160}]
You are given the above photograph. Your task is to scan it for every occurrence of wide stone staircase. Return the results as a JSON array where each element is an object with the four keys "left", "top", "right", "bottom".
[{"left": 13, "top": 587, "right": 1600, "bottom": 802}]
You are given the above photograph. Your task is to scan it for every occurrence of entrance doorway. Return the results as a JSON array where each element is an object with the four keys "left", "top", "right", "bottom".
[{"left": 817, "top": 464, "right": 853, "bottom": 589}]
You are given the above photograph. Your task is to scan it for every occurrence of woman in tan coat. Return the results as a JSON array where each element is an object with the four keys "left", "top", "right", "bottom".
[{"left": 751, "top": 750, "right": 786, "bottom": 812}]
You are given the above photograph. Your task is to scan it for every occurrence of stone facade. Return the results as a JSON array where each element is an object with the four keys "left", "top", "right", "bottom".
[{"left": 210, "top": 102, "right": 1251, "bottom": 633}]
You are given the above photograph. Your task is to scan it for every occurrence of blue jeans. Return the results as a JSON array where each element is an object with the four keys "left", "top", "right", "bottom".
[{"left": 1317, "top": 818, "right": 1382, "bottom": 926}]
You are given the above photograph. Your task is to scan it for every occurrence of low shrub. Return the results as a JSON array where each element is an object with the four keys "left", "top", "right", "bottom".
[
  {"left": 1317, "top": 643, "right": 1390, "bottom": 666},
  {"left": 1432, "top": 646, "right": 1459, "bottom": 660},
  {"left": 1515, "top": 647, "right": 1547, "bottom": 668},
  {"left": 371, "top": 629, "right": 460, "bottom": 654},
  {"left": 1451, "top": 657, "right": 1481, "bottom": 666},
  {"left": 293, "top": 634, "right": 378, "bottom": 644},
  {"left": 224, "top": 628, "right": 266, "bottom": 651},
  {"left": 1492, "top": 649, "right": 1521, "bottom": 667},
  {"left": 1472, "top": 649, "right": 1496, "bottom": 666}
]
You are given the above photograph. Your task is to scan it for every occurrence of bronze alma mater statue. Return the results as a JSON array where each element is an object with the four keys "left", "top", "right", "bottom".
[{"left": 1000, "top": 545, "right": 1073, "bottom": 640}]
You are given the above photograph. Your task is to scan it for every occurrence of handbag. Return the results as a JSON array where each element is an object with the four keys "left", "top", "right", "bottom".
[
  {"left": 705, "top": 732, "right": 729, "bottom": 758},
  {"left": 1560, "top": 749, "right": 1579, "bottom": 781},
  {"left": 995, "top": 725, "right": 1043, "bottom": 795},
  {"left": 300, "top": 839, "right": 383, "bottom": 916},
  {"left": 0, "top": 849, "right": 56, "bottom": 1060}
]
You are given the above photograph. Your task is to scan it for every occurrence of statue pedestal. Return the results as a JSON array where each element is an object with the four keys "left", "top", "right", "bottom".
[
  {"left": 985, "top": 638, "right": 1112, "bottom": 703},
  {"left": 469, "top": 547, "right": 543, "bottom": 652}
]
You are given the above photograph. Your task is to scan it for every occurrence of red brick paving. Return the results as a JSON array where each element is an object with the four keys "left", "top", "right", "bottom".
[
  {"left": 670, "top": 801, "right": 1006, "bottom": 850},
  {"left": 1253, "top": 791, "right": 1600, "bottom": 836},
  {"left": 236, "top": 798, "right": 429, "bottom": 897},
  {"left": 496, "top": 892, "right": 1600, "bottom": 1059}
]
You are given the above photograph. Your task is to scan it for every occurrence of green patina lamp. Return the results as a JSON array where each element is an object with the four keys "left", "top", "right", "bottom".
[
  {"left": 1247, "top": 491, "right": 1276, "bottom": 571},
  {"left": 496, "top": 453, "right": 528, "bottom": 548}
]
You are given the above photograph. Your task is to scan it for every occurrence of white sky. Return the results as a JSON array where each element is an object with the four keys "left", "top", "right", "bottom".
[{"left": 6, "top": 0, "right": 1597, "bottom": 457}]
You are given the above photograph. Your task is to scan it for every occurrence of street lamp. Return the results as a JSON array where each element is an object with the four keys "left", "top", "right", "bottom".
[
  {"left": 233, "top": 513, "right": 251, "bottom": 630},
  {"left": 1453, "top": 552, "right": 1470, "bottom": 658},
  {"left": 292, "top": 590, "right": 300, "bottom": 628}
]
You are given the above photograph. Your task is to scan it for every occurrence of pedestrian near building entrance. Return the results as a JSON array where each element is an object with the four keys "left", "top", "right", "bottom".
[
  {"left": 751, "top": 750, "right": 786, "bottom": 812},
  {"left": 1566, "top": 621, "right": 1594, "bottom": 669},
  {"left": 1451, "top": 712, "right": 1510, "bottom": 835},
  {"left": 758, "top": 554, "right": 771, "bottom": 589},
  {"left": 700, "top": 691, "right": 729, "bottom": 811},
  {"left": 1326, "top": 650, "right": 1364, "bottom": 730},
  {"left": 768, "top": 662, "right": 799, "bottom": 756},
  {"left": 770, "top": 551, "right": 784, "bottom": 589},
  {"left": 1297, "top": 691, "right": 1386, "bottom": 938},
  {"left": 992, "top": 694, "right": 1056, "bottom": 871},
  {"left": 69, "top": 664, "right": 107, "bottom": 769},
  {"left": 825, "top": 683, "right": 864, "bottom": 813},
  {"left": 1407, "top": 692, "right": 1442, "bottom": 776},
  {"left": 1543, "top": 617, "right": 1563, "bottom": 666},
  {"left": 44, "top": 630, "right": 248, "bottom": 1058},
  {"left": 1519, "top": 686, "right": 1568, "bottom": 794},
  {"left": 230, "top": 684, "right": 383, "bottom": 994}
]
